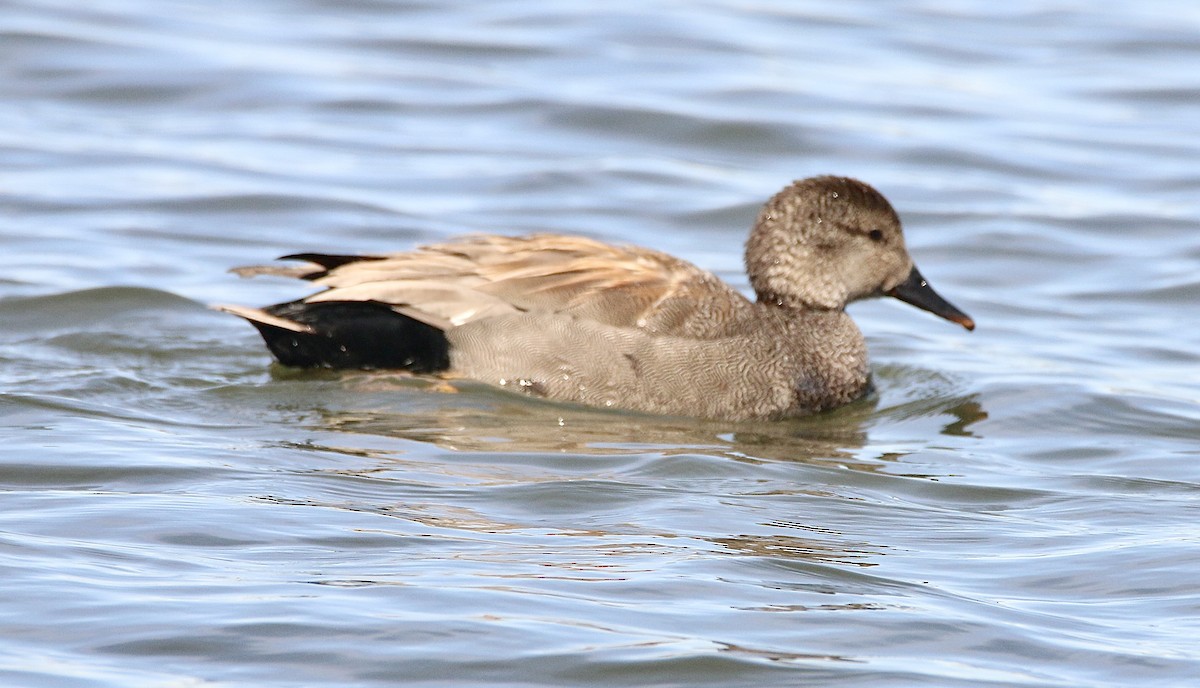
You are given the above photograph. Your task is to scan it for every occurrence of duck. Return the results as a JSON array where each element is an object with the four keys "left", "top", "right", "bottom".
[{"left": 217, "top": 175, "right": 973, "bottom": 421}]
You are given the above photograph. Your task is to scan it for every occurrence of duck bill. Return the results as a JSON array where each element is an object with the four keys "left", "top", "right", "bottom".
[{"left": 887, "top": 266, "right": 975, "bottom": 331}]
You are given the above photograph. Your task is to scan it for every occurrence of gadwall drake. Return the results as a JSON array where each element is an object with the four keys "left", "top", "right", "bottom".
[{"left": 218, "top": 176, "right": 973, "bottom": 421}]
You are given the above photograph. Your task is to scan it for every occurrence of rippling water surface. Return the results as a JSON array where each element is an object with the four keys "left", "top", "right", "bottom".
[{"left": 3, "top": 1, "right": 1199, "bottom": 686}]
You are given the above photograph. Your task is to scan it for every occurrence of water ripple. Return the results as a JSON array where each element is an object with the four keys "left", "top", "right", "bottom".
[{"left": 3, "top": 1, "right": 1200, "bottom": 687}]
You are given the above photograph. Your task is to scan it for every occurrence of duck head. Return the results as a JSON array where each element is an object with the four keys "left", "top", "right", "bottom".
[{"left": 745, "top": 175, "right": 974, "bottom": 330}]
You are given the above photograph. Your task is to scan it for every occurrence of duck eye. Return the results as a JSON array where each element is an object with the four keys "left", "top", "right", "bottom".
[{"left": 867, "top": 229, "right": 884, "bottom": 242}]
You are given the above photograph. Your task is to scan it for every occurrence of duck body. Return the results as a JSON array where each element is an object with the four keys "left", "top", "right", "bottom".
[
  {"left": 218, "top": 176, "right": 972, "bottom": 421},
  {"left": 448, "top": 286, "right": 870, "bottom": 420}
]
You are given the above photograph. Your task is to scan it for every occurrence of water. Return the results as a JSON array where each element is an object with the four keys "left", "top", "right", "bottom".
[{"left": 2, "top": 1, "right": 1199, "bottom": 686}]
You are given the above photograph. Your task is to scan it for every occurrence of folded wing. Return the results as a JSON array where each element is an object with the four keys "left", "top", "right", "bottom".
[{"left": 228, "top": 234, "right": 751, "bottom": 336}]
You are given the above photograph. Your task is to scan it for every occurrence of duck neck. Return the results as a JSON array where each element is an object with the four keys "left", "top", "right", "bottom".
[
  {"left": 757, "top": 303, "right": 871, "bottom": 412},
  {"left": 756, "top": 291, "right": 841, "bottom": 313}
]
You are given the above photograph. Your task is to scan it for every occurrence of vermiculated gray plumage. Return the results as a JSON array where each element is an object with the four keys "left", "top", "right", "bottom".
[{"left": 216, "top": 176, "right": 973, "bottom": 421}]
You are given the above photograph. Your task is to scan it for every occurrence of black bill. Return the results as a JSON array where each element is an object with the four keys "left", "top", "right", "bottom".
[{"left": 887, "top": 266, "right": 975, "bottom": 331}]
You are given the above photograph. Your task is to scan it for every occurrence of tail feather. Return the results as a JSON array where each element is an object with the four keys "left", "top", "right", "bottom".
[
  {"left": 213, "top": 304, "right": 313, "bottom": 333},
  {"left": 217, "top": 300, "right": 450, "bottom": 372},
  {"left": 229, "top": 253, "right": 386, "bottom": 281}
]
